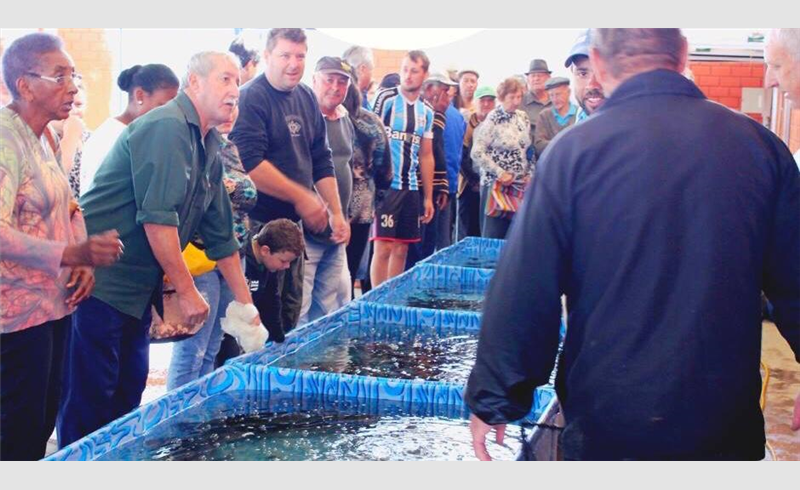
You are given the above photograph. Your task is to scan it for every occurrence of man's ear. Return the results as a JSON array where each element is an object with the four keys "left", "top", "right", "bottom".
[
  {"left": 676, "top": 36, "right": 689, "bottom": 75},
  {"left": 187, "top": 72, "right": 202, "bottom": 94}
]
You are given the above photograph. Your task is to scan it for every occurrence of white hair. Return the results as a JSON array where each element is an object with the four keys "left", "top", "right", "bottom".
[
  {"left": 769, "top": 29, "right": 800, "bottom": 62},
  {"left": 181, "top": 51, "right": 241, "bottom": 89},
  {"left": 342, "top": 45, "right": 373, "bottom": 69}
]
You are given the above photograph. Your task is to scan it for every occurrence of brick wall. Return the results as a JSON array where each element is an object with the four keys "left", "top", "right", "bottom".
[
  {"left": 57, "top": 28, "right": 113, "bottom": 130},
  {"left": 372, "top": 48, "right": 407, "bottom": 86},
  {"left": 689, "top": 61, "right": 765, "bottom": 123},
  {"left": 790, "top": 109, "right": 800, "bottom": 154}
]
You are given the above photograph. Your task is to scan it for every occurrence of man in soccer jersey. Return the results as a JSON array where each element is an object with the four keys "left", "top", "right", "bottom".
[{"left": 370, "top": 50, "right": 436, "bottom": 286}]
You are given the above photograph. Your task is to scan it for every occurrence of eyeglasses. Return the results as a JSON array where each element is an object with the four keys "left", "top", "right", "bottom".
[{"left": 26, "top": 72, "right": 83, "bottom": 86}]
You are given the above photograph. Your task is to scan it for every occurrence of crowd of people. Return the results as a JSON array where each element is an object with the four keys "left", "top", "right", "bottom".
[{"left": 0, "top": 28, "right": 798, "bottom": 461}]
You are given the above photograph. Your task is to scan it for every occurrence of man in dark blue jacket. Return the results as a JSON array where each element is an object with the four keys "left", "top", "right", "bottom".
[{"left": 466, "top": 28, "right": 800, "bottom": 460}]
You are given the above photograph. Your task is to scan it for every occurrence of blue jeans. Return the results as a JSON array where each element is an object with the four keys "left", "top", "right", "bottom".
[
  {"left": 300, "top": 240, "right": 346, "bottom": 325},
  {"left": 58, "top": 297, "right": 151, "bottom": 448},
  {"left": 167, "top": 268, "right": 234, "bottom": 391}
]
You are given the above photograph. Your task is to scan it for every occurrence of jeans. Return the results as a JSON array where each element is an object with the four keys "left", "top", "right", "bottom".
[
  {"left": 167, "top": 268, "right": 235, "bottom": 391},
  {"left": 346, "top": 222, "right": 372, "bottom": 296},
  {"left": 58, "top": 297, "right": 151, "bottom": 448},
  {"left": 0, "top": 317, "right": 69, "bottom": 460},
  {"left": 300, "top": 239, "right": 347, "bottom": 324}
]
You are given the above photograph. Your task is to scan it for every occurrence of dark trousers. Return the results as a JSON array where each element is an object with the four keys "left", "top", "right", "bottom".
[
  {"left": 405, "top": 221, "right": 437, "bottom": 270},
  {"left": 456, "top": 188, "right": 482, "bottom": 240},
  {"left": 433, "top": 195, "right": 455, "bottom": 250},
  {"left": 480, "top": 183, "right": 512, "bottom": 239},
  {"left": 214, "top": 334, "right": 242, "bottom": 368},
  {"left": 405, "top": 194, "right": 439, "bottom": 270},
  {"left": 57, "top": 297, "right": 151, "bottom": 448},
  {"left": 0, "top": 317, "right": 69, "bottom": 460},
  {"left": 483, "top": 215, "right": 512, "bottom": 239},
  {"left": 346, "top": 223, "right": 372, "bottom": 298}
]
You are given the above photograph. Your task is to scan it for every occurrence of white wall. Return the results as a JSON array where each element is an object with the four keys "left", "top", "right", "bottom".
[{"left": 2, "top": 28, "right": 768, "bottom": 116}]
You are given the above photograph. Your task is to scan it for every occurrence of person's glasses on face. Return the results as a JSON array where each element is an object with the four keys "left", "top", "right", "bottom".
[{"left": 26, "top": 71, "right": 83, "bottom": 86}]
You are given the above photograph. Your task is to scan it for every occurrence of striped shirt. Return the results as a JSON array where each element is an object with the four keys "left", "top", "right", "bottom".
[{"left": 372, "top": 87, "right": 434, "bottom": 191}]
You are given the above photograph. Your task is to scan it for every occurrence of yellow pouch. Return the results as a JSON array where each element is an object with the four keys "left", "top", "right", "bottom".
[{"left": 183, "top": 243, "right": 216, "bottom": 276}]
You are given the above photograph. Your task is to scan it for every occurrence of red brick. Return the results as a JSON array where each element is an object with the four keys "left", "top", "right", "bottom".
[
  {"left": 709, "top": 87, "right": 729, "bottom": 97},
  {"left": 741, "top": 77, "right": 763, "bottom": 88},
  {"left": 732, "top": 66, "right": 752, "bottom": 77},
  {"left": 720, "top": 77, "right": 741, "bottom": 87},
  {"left": 711, "top": 65, "right": 732, "bottom": 76},
  {"left": 720, "top": 97, "right": 740, "bottom": 108},
  {"left": 697, "top": 75, "right": 720, "bottom": 86},
  {"left": 691, "top": 64, "right": 711, "bottom": 75}
]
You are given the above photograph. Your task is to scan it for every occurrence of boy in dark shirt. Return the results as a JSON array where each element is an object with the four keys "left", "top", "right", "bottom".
[{"left": 245, "top": 219, "right": 305, "bottom": 343}]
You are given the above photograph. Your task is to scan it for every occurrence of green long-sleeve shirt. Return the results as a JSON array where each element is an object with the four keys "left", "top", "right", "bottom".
[{"left": 81, "top": 92, "right": 239, "bottom": 319}]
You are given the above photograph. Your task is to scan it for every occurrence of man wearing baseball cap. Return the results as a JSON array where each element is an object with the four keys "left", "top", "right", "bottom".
[
  {"left": 300, "top": 56, "right": 356, "bottom": 324},
  {"left": 457, "top": 86, "right": 496, "bottom": 240},
  {"left": 521, "top": 58, "right": 552, "bottom": 141},
  {"left": 565, "top": 30, "right": 606, "bottom": 121},
  {"left": 534, "top": 77, "right": 578, "bottom": 155},
  {"left": 406, "top": 72, "right": 459, "bottom": 267}
]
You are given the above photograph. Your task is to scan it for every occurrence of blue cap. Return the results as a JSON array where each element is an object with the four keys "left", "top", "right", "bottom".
[{"left": 565, "top": 30, "right": 590, "bottom": 68}]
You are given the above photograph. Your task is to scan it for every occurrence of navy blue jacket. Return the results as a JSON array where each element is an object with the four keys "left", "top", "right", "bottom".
[{"left": 465, "top": 69, "right": 800, "bottom": 460}]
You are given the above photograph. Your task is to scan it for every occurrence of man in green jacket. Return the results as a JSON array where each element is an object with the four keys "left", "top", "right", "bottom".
[{"left": 59, "top": 51, "right": 258, "bottom": 448}]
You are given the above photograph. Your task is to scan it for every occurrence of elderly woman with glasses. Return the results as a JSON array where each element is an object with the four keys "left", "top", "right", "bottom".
[{"left": 0, "top": 33, "right": 123, "bottom": 460}]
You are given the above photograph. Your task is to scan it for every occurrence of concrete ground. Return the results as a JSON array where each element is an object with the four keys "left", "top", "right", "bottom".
[{"left": 761, "top": 322, "right": 800, "bottom": 461}]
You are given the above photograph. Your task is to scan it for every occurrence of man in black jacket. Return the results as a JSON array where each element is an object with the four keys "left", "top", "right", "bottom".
[
  {"left": 230, "top": 28, "right": 349, "bottom": 339},
  {"left": 466, "top": 28, "right": 800, "bottom": 460}
]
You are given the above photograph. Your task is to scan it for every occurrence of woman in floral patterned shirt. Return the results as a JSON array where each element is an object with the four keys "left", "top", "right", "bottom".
[
  {"left": 341, "top": 83, "right": 392, "bottom": 298},
  {"left": 0, "top": 33, "right": 122, "bottom": 460},
  {"left": 470, "top": 77, "right": 533, "bottom": 239},
  {"left": 167, "top": 105, "right": 257, "bottom": 390}
]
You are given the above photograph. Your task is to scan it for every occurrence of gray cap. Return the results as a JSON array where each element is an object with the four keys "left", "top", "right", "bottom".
[
  {"left": 565, "top": 30, "right": 591, "bottom": 68},
  {"left": 544, "top": 77, "right": 570, "bottom": 90},
  {"left": 425, "top": 72, "right": 458, "bottom": 87},
  {"left": 315, "top": 56, "right": 353, "bottom": 80},
  {"left": 525, "top": 59, "right": 551, "bottom": 75}
]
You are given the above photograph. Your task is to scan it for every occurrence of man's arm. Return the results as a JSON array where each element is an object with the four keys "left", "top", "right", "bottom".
[
  {"left": 314, "top": 176, "right": 350, "bottom": 244},
  {"left": 465, "top": 144, "right": 569, "bottom": 423},
  {"left": 216, "top": 253, "right": 254, "bottom": 307},
  {"left": 143, "top": 223, "right": 209, "bottom": 327},
  {"left": 762, "top": 147, "right": 800, "bottom": 431},
  {"left": 247, "top": 159, "right": 327, "bottom": 233}
]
